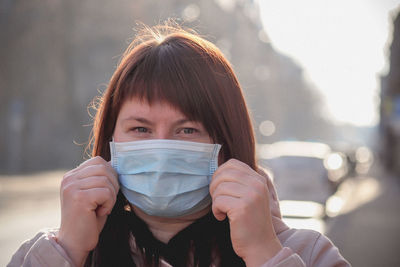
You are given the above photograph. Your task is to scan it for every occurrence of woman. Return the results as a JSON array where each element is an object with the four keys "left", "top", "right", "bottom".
[{"left": 8, "top": 24, "right": 350, "bottom": 267}]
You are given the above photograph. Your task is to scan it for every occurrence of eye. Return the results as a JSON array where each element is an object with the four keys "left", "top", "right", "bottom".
[
  {"left": 131, "top": 127, "right": 149, "bottom": 133},
  {"left": 182, "top": 128, "right": 197, "bottom": 134}
]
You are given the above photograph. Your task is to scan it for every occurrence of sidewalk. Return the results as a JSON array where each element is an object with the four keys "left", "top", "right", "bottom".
[{"left": 0, "top": 171, "right": 64, "bottom": 266}]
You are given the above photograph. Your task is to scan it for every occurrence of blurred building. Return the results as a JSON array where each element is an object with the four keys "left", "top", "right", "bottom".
[
  {"left": 0, "top": 0, "right": 333, "bottom": 173},
  {"left": 380, "top": 8, "right": 400, "bottom": 176}
]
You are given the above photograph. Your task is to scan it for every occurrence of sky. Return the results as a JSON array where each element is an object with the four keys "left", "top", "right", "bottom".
[{"left": 257, "top": 0, "right": 400, "bottom": 126}]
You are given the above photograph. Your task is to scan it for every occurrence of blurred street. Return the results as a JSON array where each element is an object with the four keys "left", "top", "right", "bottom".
[
  {"left": 0, "top": 171, "right": 63, "bottom": 266},
  {"left": 325, "top": 162, "right": 400, "bottom": 267},
  {"left": 0, "top": 162, "right": 399, "bottom": 266}
]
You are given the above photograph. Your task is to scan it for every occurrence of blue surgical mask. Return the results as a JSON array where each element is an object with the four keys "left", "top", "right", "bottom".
[{"left": 110, "top": 139, "right": 221, "bottom": 218}]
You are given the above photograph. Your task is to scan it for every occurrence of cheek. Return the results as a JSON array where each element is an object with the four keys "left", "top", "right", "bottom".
[
  {"left": 203, "top": 135, "right": 214, "bottom": 144},
  {"left": 112, "top": 124, "right": 125, "bottom": 142}
]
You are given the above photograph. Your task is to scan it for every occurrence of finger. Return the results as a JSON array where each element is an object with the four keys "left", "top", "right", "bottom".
[
  {"left": 264, "top": 173, "right": 277, "bottom": 202},
  {"left": 210, "top": 167, "right": 266, "bottom": 197},
  {"left": 74, "top": 164, "right": 119, "bottom": 193},
  {"left": 212, "top": 195, "right": 240, "bottom": 221},
  {"left": 257, "top": 166, "right": 278, "bottom": 201},
  {"left": 210, "top": 168, "right": 247, "bottom": 195},
  {"left": 82, "top": 187, "right": 116, "bottom": 217},
  {"left": 212, "top": 181, "right": 268, "bottom": 213},
  {"left": 62, "top": 156, "right": 112, "bottom": 187},
  {"left": 77, "top": 176, "right": 117, "bottom": 198},
  {"left": 211, "top": 181, "right": 245, "bottom": 200},
  {"left": 105, "top": 160, "right": 118, "bottom": 178},
  {"left": 214, "top": 158, "right": 251, "bottom": 177},
  {"left": 214, "top": 159, "right": 266, "bottom": 186},
  {"left": 71, "top": 156, "right": 110, "bottom": 175},
  {"left": 257, "top": 167, "right": 271, "bottom": 184}
]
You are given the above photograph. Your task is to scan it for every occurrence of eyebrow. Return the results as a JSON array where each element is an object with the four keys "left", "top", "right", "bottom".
[
  {"left": 121, "top": 117, "right": 195, "bottom": 126},
  {"left": 122, "top": 117, "right": 153, "bottom": 125}
]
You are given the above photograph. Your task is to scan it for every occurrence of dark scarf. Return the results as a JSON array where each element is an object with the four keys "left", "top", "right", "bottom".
[{"left": 128, "top": 211, "right": 245, "bottom": 267}]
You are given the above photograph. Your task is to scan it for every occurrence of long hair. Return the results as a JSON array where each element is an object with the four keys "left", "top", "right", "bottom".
[{"left": 87, "top": 23, "right": 256, "bottom": 266}]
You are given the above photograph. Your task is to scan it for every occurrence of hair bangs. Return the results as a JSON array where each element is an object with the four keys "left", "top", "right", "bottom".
[{"left": 117, "top": 39, "right": 216, "bottom": 135}]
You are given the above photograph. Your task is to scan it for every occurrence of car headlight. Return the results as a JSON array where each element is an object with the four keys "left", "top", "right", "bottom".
[{"left": 324, "top": 153, "right": 344, "bottom": 170}]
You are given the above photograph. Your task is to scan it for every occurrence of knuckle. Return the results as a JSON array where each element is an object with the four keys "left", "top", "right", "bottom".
[
  {"left": 261, "top": 182, "right": 269, "bottom": 195},
  {"left": 60, "top": 178, "right": 68, "bottom": 188},
  {"left": 97, "top": 163, "right": 108, "bottom": 172},
  {"left": 209, "top": 180, "right": 218, "bottom": 193},
  {"left": 210, "top": 185, "right": 219, "bottom": 198},
  {"left": 104, "top": 187, "right": 115, "bottom": 199},
  {"left": 62, "top": 171, "right": 73, "bottom": 180},
  {"left": 72, "top": 190, "right": 86, "bottom": 203},
  {"left": 61, "top": 183, "right": 76, "bottom": 197},
  {"left": 63, "top": 169, "right": 74, "bottom": 178},
  {"left": 102, "top": 186, "right": 111, "bottom": 195},
  {"left": 92, "top": 155, "right": 102, "bottom": 161},
  {"left": 246, "top": 188, "right": 262, "bottom": 203},
  {"left": 227, "top": 158, "right": 247, "bottom": 168},
  {"left": 114, "top": 182, "right": 120, "bottom": 191},
  {"left": 77, "top": 158, "right": 92, "bottom": 167},
  {"left": 252, "top": 179, "right": 266, "bottom": 192},
  {"left": 220, "top": 168, "right": 237, "bottom": 178},
  {"left": 61, "top": 174, "right": 74, "bottom": 188},
  {"left": 226, "top": 158, "right": 239, "bottom": 166},
  {"left": 212, "top": 195, "right": 223, "bottom": 206},
  {"left": 99, "top": 175, "right": 109, "bottom": 184},
  {"left": 93, "top": 156, "right": 106, "bottom": 164},
  {"left": 258, "top": 166, "right": 271, "bottom": 179}
]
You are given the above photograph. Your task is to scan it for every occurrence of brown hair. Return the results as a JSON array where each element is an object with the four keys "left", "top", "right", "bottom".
[
  {"left": 88, "top": 23, "right": 255, "bottom": 267},
  {"left": 90, "top": 24, "right": 256, "bottom": 169}
]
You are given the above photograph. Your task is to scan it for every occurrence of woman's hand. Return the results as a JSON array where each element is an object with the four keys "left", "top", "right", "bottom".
[
  {"left": 210, "top": 159, "right": 283, "bottom": 267},
  {"left": 56, "top": 156, "right": 119, "bottom": 267}
]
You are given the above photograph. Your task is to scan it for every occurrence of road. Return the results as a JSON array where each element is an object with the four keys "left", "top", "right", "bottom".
[
  {"left": 0, "top": 164, "right": 399, "bottom": 266},
  {"left": 325, "top": 163, "right": 400, "bottom": 267}
]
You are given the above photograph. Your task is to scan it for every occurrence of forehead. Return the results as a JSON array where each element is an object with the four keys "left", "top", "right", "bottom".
[{"left": 118, "top": 97, "right": 187, "bottom": 120}]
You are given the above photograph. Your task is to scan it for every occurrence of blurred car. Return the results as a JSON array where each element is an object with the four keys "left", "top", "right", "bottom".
[
  {"left": 353, "top": 146, "right": 374, "bottom": 174},
  {"left": 257, "top": 141, "right": 349, "bottom": 232},
  {"left": 258, "top": 141, "right": 349, "bottom": 195},
  {"left": 330, "top": 143, "right": 374, "bottom": 177}
]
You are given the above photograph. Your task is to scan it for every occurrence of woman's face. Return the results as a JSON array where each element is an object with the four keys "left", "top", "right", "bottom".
[
  {"left": 113, "top": 97, "right": 212, "bottom": 144},
  {"left": 113, "top": 97, "right": 213, "bottom": 223}
]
